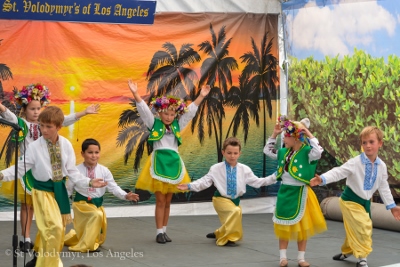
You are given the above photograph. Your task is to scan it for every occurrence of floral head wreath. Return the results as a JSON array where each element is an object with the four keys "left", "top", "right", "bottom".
[
  {"left": 149, "top": 95, "right": 188, "bottom": 116},
  {"left": 278, "top": 115, "right": 306, "bottom": 142},
  {"left": 13, "top": 83, "right": 51, "bottom": 108}
]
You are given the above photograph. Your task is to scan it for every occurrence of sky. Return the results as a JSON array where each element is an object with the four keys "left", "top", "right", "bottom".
[{"left": 283, "top": 0, "right": 399, "bottom": 60}]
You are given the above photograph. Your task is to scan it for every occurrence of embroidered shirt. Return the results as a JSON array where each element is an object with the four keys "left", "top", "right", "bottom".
[
  {"left": 320, "top": 153, "right": 396, "bottom": 210},
  {"left": 0, "top": 136, "right": 91, "bottom": 189},
  {"left": 67, "top": 163, "right": 127, "bottom": 200},
  {"left": 225, "top": 161, "right": 237, "bottom": 199},
  {"left": 189, "top": 161, "right": 277, "bottom": 199},
  {"left": 46, "top": 138, "right": 63, "bottom": 181}
]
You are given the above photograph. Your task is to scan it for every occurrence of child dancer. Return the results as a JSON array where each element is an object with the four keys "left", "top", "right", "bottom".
[
  {"left": 127, "top": 79, "right": 210, "bottom": 244},
  {"left": 65, "top": 138, "right": 139, "bottom": 252},
  {"left": 265, "top": 115, "right": 326, "bottom": 267},
  {"left": 0, "top": 82, "right": 99, "bottom": 252},
  {"left": 177, "top": 137, "right": 277, "bottom": 246},
  {"left": 310, "top": 126, "right": 400, "bottom": 267},
  {"left": 0, "top": 106, "right": 107, "bottom": 267}
]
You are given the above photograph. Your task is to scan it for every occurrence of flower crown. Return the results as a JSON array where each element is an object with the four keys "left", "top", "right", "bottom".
[
  {"left": 149, "top": 95, "right": 188, "bottom": 115},
  {"left": 278, "top": 115, "right": 305, "bottom": 142},
  {"left": 13, "top": 83, "right": 51, "bottom": 108}
]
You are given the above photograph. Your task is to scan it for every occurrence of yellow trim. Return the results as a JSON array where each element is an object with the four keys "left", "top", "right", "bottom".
[
  {"left": 275, "top": 186, "right": 304, "bottom": 220},
  {"left": 153, "top": 150, "right": 182, "bottom": 179}
]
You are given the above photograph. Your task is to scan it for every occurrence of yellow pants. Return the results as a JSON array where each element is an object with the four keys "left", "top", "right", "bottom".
[
  {"left": 339, "top": 198, "right": 373, "bottom": 258},
  {"left": 212, "top": 196, "right": 243, "bottom": 246},
  {"left": 64, "top": 201, "right": 107, "bottom": 252},
  {"left": 32, "top": 189, "right": 64, "bottom": 267}
]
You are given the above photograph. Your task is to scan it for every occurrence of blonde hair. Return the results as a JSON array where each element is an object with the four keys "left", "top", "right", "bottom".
[{"left": 359, "top": 126, "right": 384, "bottom": 143}]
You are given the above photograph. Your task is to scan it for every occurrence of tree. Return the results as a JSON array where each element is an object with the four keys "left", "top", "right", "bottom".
[
  {"left": 240, "top": 32, "right": 279, "bottom": 176},
  {"left": 146, "top": 42, "right": 201, "bottom": 101},
  {"left": 198, "top": 24, "right": 238, "bottom": 95},
  {"left": 0, "top": 39, "right": 16, "bottom": 167},
  {"left": 116, "top": 101, "right": 151, "bottom": 172},
  {"left": 224, "top": 75, "right": 260, "bottom": 142},
  {"left": 192, "top": 24, "right": 238, "bottom": 161}
]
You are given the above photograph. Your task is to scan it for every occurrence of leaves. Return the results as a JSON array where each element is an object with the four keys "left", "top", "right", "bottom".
[{"left": 289, "top": 49, "right": 400, "bottom": 186}]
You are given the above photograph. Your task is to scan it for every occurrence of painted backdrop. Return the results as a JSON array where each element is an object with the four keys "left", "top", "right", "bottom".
[{"left": 0, "top": 13, "right": 280, "bottom": 210}]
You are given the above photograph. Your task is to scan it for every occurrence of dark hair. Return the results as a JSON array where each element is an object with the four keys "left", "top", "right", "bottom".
[
  {"left": 38, "top": 106, "right": 64, "bottom": 127},
  {"left": 222, "top": 137, "right": 241, "bottom": 151},
  {"left": 82, "top": 138, "right": 101, "bottom": 152}
]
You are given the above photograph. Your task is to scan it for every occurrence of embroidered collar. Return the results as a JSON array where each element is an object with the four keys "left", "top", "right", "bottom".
[
  {"left": 83, "top": 163, "right": 97, "bottom": 170},
  {"left": 360, "top": 152, "right": 381, "bottom": 165}
]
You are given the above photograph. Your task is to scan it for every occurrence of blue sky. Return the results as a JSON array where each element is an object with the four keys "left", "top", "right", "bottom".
[{"left": 283, "top": 0, "right": 400, "bottom": 60}]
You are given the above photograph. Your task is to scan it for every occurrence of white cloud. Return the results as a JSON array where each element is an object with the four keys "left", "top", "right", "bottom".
[{"left": 287, "top": 0, "right": 396, "bottom": 56}]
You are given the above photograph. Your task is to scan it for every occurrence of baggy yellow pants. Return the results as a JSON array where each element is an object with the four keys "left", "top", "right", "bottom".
[{"left": 212, "top": 196, "right": 243, "bottom": 246}]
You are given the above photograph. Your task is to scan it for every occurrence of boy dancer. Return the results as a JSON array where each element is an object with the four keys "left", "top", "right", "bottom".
[
  {"left": 178, "top": 137, "right": 277, "bottom": 246},
  {"left": 310, "top": 126, "right": 400, "bottom": 267},
  {"left": 65, "top": 138, "right": 139, "bottom": 252},
  {"left": 0, "top": 106, "right": 107, "bottom": 267}
]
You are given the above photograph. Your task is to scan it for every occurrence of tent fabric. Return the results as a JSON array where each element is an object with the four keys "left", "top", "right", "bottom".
[{"left": 156, "top": 0, "right": 281, "bottom": 14}]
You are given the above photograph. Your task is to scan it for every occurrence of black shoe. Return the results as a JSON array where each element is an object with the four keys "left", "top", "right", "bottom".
[
  {"left": 164, "top": 233, "right": 172, "bottom": 242},
  {"left": 206, "top": 232, "right": 216, "bottom": 239},
  {"left": 156, "top": 233, "right": 166, "bottom": 244},
  {"left": 224, "top": 241, "right": 236, "bottom": 247},
  {"left": 356, "top": 260, "right": 368, "bottom": 267},
  {"left": 25, "top": 253, "right": 37, "bottom": 267},
  {"left": 333, "top": 253, "right": 348, "bottom": 261},
  {"left": 19, "top": 241, "right": 33, "bottom": 252}
]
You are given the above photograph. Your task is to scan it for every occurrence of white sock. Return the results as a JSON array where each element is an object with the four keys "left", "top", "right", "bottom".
[
  {"left": 156, "top": 229, "right": 163, "bottom": 235},
  {"left": 298, "top": 251, "right": 305, "bottom": 262},
  {"left": 163, "top": 226, "right": 167, "bottom": 233},
  {"left": 20, "top": 235, "right": 25, "bottom": 242},
  {"left": 279, "top": 249, "right": 287, "bottom": 260},
  {"left": 25, "top": 237, "right": 31, "bottom": 243}
]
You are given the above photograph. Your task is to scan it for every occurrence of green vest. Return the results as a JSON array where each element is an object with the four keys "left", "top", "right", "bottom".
[
  {"left": 148, "top": 118, "right": 182, "bottom": 146},
  {"left": 276, "top": 144, "right": 318, "bottom": 184}
]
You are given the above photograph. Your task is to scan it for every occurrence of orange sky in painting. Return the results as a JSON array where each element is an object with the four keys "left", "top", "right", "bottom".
[{"left": 0, "top": 13, "right": 278, "bottom": 101}]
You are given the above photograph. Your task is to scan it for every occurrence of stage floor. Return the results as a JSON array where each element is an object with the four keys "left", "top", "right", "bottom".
[{"left": 0, "top": 210, "right": 399, "bottom": 267}]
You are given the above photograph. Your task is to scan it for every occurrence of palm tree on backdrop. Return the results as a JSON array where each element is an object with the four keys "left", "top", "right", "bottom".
[
  {"left": 117, "top": 42, "right": 201, "bottom": 171},
  {"left": 146, "top": 42, "right": 201, "bottom": 101},
  {"left": 240, "top": 32, "right": 279, "bottom": 177},
  {"left": 192, "top": 24, "right": 238, "bottom": 162},
  {"left": 0, "top": 38, "right": 16, "bottom": 167},
  {"left": 116, "top": 101, "right": 150, "bottom": 172},
  {"left": 224, "top": 74, "right": 260, "bottom": 142}
]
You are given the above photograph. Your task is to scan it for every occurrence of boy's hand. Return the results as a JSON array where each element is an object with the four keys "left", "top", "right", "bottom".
[
  {"left": 125, "top": 192, "right": 139, "bottom": 202},
  {"left": 200, "top": 85, "right": 211, "bottom": 97},
  {"left": 177, "top": 184, "right": 188, "bottom": 190},
  {"left": 128, "top": 79, "right": 138, "bottom": 94},
  {"left": 91, "top": 178, "right": 108, "bottom": 188},
  {"left": 391, "top": 206, "right": 400, "bottom": 221},
  {"left": 309, "top": 174, "right": 322, "bottom": 187},
  {"left": 85, "top": 104, "right": 100, "bottom": 115}
]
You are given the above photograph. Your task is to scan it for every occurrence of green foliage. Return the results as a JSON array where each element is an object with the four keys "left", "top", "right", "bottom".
[{"left": 289, "top": 49, "right": 400, "bottom": 197}]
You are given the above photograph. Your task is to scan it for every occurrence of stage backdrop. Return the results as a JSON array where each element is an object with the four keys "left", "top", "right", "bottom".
[
  {"left": 0, "top": 12, "right": 280, "bottom": 210},
  {"left": 282, "top": 0, "right": 400, "bottom": 199}
]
